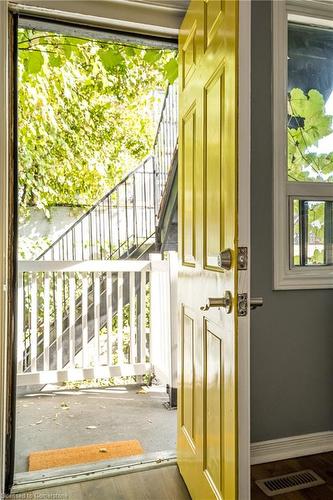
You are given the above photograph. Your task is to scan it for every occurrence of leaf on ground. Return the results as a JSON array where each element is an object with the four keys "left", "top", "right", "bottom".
[
  {"left": 136, "top": 389, "right": 147, "bottom": 395},
  {"left": 99, "top": 448, "right": 108, "bottom": 453}
]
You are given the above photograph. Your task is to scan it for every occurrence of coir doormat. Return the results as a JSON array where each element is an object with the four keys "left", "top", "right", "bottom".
[{"left": 29, "top": 439, "right": 143, "bottom": 471}]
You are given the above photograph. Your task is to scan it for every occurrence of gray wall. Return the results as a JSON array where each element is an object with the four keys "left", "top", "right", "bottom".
[{"left": 251, "top": 0, "right": 333, "bottom": 443}]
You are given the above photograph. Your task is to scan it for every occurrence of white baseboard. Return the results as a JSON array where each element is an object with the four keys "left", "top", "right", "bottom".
[{"left": 251, "top": 431, "right": 333, "bottom": 465}]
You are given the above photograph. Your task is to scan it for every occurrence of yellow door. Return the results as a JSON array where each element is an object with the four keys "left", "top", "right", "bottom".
[{"left": 178, "top": 1, "right": 238, "bottom": 499}]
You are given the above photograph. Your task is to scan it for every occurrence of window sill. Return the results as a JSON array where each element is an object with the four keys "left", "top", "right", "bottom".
[{"left": 274, "top": 267, "right": 333, "bottom": 290}]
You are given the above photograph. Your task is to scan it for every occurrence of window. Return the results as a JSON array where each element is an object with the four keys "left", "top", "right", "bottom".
[{"left": 273, "top": 0, "right": 333, "bottom": 289}]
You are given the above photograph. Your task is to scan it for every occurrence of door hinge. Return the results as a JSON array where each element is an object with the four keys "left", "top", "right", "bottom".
[
  {"left": 237, "top": 293, "right": 248, "bottom": 317},
  {"left": 237, "top": 247, "right": 248, "bottom": 270}
]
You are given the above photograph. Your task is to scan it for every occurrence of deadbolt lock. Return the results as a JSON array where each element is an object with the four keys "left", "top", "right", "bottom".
[
  {"left": 217, "top": 249, "right": 232, "bottom": 270},
  {"left": 218, "top": 247, "right": 248, "bottom": 271}
]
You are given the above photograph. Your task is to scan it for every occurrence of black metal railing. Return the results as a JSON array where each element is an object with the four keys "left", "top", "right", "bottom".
[
  {"left": 153, "top": 82, "right": 178, "bottom": 207},
  {"left": 37, "top": 82, "right": 178, "bottom": 262}
]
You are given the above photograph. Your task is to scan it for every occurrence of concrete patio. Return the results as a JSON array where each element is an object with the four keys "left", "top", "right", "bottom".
[{"left": 15, "top": 384, "right": 176, "bottom": 474}]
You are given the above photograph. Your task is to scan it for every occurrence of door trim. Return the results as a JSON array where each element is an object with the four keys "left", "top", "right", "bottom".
[
  {"left": 0, "top": 1, "right": 10, "bottom": 495},
  {"left": 13, "top": 451, "right": 177, "bottom": 494},
  {"left": 238, "top": 0, "right": 251, "bottom": 498},
  {"left": 8, "top": 0, "right": 182, "bottom": 39}
]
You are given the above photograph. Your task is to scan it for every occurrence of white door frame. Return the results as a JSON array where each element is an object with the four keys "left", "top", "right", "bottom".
[
  {"left": 0, "top": 0, "right": 10, "bottom": 495},
  {"left": 0, "top": 1, "right": 252, "bottom": 497},
  {"left": 238, "top": 0, "right": 251, "bottom": 500},
  {"left": 238, "top": 1, "right": 251, "bottom": 499}
]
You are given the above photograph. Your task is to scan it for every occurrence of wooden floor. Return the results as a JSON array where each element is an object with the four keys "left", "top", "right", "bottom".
[
  {"left": 252, "top": 452, "right": 333, "bottom": 499},
  {"left": 10, "top": 465, "right": 191, "bottom": 500},
  {"left": 10, "top": 452, "right": 333, "bottom": 499}
]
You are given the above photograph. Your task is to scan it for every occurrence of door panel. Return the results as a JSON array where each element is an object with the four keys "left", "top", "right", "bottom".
[
  {"left": 203, "top": 320, "right": 223, "bottom": 495},
  {"left": 178, "top": 1, "right": 238, "bottom": 499},
  {"left": 182, "top": 104, "right": 197, "bottom": 266},
  {"left": 182, "top": 310, "right": 195, "bottom": 445},
  {"left": 182, "top": 22, "right": 197, "bottom": 89},
  {"left": 204, "top": 0, "right": 224, "bottom": 49},
  {"left": 204, "top": 66, "right": 225, "bottom": 269}
]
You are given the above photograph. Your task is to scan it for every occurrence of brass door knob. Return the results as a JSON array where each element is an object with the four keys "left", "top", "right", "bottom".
[{"left": 200, "top": 291, "right": 233, "bottom": 314}]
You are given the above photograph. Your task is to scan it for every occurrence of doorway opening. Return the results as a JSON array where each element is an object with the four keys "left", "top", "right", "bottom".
[{"left": 14, "top": 15, "right": 179, "bottom": 482}]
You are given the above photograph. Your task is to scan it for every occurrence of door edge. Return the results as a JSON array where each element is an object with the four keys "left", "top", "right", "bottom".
[{"left": 237, "top": 1, "right": 252, "bottom": 499}]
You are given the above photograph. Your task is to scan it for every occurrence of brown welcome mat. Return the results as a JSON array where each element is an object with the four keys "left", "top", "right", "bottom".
[{"left": 29, "top": 439, "right": 143, "bottom": 471}]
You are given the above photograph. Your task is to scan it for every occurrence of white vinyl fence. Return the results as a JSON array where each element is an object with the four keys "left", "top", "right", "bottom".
[{"left": 16, "top": 254, "right": 177, "bottom": 388}]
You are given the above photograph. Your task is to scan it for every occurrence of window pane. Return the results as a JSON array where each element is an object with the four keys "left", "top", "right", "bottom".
[
  {"left": 288, "top": 23, "right": 333, "bottom": 182},
  {"left": 293, "top": 199, "right": 300, "bottom": 265},
  {"left": 292, "top": 199, "right": 333, "bottom": 266}
]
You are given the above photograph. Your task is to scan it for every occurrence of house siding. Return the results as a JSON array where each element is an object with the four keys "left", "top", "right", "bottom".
[{"left": 251, "top": 0, "right": 333, "bottom": 442}]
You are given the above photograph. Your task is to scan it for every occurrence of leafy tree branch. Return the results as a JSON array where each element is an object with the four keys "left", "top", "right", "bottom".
[{"left": 18, "top": 28, "right": 178, "bottom": 220}]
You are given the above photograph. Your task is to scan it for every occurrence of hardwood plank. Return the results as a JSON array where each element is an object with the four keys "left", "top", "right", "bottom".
[{"left": 10, "top": 465, "right": 190, "bottom": 500}]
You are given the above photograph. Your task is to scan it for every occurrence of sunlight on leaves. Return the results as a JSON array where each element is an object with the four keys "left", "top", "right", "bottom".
[
  {"left": 24, "top": 51, "right": 44, "bottom": 74},
  {"left": 17, "top": 28, "right": 177, "bottom": 222},
  {"left": 164, "top": 58, "right": 178, "bottom": 84},
  {"left": 288, "top": 88, "right": 333, "bottom": 182}
]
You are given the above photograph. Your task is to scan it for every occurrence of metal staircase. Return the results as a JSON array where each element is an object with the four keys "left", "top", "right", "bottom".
[{"left": 37, "top": 82, "right": 178, "bottom": 262}]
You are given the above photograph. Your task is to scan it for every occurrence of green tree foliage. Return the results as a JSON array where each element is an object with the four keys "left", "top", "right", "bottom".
[
  {"left": 289, "top": 88, "right": 333, "bottom": 265},
  {"left": 18, "top": 29, "right": 177, "bottom": 219},
  {"left": 288, "top": 88, "right": 333, "bottom": 182}
]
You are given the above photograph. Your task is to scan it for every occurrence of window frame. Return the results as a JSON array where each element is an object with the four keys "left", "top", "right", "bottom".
[{"left": 273, "top": 0, "right": 333, "bottom": 289}]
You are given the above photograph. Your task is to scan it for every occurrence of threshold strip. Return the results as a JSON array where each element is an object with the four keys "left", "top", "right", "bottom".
[{"left": 12, "top": 450, "right": 177, "bottom": 493}]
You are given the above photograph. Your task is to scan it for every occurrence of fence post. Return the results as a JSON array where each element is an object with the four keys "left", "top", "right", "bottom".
[
  {"left": 17, "top": 272, "right": 24, "bottom": 374},
  {"left": 149, "top": 253, "right": 170, "bottom": 387},
  {"left": 168, "top": 251, "right": 178, "bottom": 408},
  {"left": 149, "top": 251, "right": 178, "bottom": 406}
]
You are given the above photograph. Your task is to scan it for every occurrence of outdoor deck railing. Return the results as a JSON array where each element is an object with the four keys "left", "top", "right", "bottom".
[
  {"left": 16, "top": 254, "right": 177, "bottom": 387},
  {"left": 37, "top": 83, "right": 178, "bottom": 262}
]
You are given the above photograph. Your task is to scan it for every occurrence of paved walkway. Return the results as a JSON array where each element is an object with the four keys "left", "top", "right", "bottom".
[{"left": 15, "top": 385, "right": 176, "bottom": 473}]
